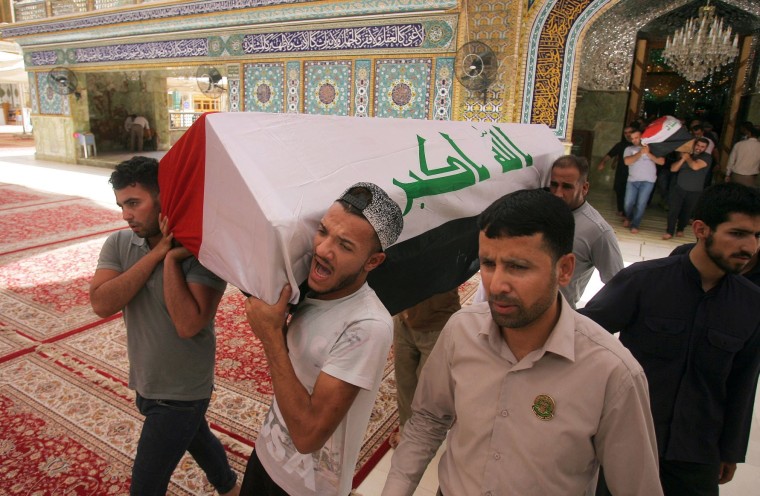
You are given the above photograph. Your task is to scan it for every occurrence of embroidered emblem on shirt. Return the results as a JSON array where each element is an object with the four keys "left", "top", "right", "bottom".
[{"left": 532, "top": 394, "right": 555, "bottom": 420}]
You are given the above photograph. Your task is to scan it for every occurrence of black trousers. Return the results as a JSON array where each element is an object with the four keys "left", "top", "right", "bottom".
[
  {"left": 613, "top": 163, "right": 629, "bottom": 213},
  {"left": 240, "top": 449, "right": 352, "bottom": 496},
  {"left": 666, "top": 185, "right": 701, "bottom": 234},
  {"left": 660, "top": 460, "right": 719, "bottom": 496},
  {"left": 240, "top": 449, "right": 289, "bottom": 496},
  {"left": 596, "top": 459, "right": 718, "bottom": 496}
]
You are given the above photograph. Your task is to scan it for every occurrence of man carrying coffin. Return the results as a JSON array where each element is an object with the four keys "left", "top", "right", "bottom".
[
  {"left": 240, "top": 182, "right": 404, "bottom": 496},
  {"left": 89, "top": 157, "right": 238, "bottom": 496}
]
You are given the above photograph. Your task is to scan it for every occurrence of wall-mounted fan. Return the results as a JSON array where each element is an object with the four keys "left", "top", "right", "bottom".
[
  {"left": 196, "top": 65, "right": 226, "bottom": 98},
  {"left": 47, "top": 66, "right": 81, "bottom": 100},
  {"left": 454, "top": 41, "right": 498, "bottom": 104}
]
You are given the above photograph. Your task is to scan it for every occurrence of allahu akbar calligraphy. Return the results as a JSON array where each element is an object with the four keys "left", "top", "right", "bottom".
[{"left": 393, "top": 125, "right": 533, "bottom": 215}]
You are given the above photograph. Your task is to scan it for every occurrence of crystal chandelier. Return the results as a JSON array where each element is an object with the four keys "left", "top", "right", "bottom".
[{"left": 662, "top": 0, "right": 739, "bottom": 82}]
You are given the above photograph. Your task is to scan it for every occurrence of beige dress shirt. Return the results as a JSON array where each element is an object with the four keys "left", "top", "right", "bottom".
[
  {"left": 382, "top": 296, "right": 662, "bottom": 496},
  {"left": 727, "top": 137, "right": 760, "bottom": 176}
]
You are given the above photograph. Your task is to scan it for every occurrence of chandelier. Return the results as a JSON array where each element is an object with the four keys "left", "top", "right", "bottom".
[{"left": 662, "top": 0, "right": 739, "bottom": 82}]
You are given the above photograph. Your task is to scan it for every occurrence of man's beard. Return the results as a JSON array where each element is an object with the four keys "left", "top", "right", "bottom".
[
  {"left": 309, "top": 254, "right": 370, "bottom": 298},
  {"left": 705, "top": 234, "right": 753, "bottom": 275},
  {"left": 488, "top": 269, "right": 559, "bottom": 329}
]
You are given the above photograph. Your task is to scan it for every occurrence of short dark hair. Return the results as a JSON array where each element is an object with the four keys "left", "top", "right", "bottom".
[
  {"left": 109, "top": 156, "right": 159, "bottom": 196},
  {"left": 477, "top": 189, "right": 574, "bottom": 261},
  {"left": 692, "top": 183, "right": 760, "bottom": 231},
  {"left": 552, "top": 155, "right": 589, "bottom": 182},
  {"left": 695, "top": 137, "right": 710, "bottom": 147}
]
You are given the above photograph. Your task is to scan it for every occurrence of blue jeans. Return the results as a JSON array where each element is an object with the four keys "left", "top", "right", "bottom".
[
  {"left": 131, "top": 393, "right": 237, "bottom": 495},
  {"left": 624, "top": 181, "right": 655, "bottom": 229}
]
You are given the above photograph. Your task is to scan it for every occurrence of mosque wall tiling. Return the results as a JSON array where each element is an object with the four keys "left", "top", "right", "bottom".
[
  {"left": 29, "top": 73, "right": 38, "bottom": 115},
  {"left": 373, "top": 59, "right": 433, "bottom": 120},
  {"left": 354, "top": 60, "right": 372, "bottom": 118},
  {"left": 522, "top": 0, "right": 603, "bottom": 138},
  {"left": 37, "top": 73, "right": 69, "bottom": 116},
  {"left": 459, "top": 0, "right": 518, "bottom": 123},
  {"left": 433, "top": 57, "right": 455, "bottom": 121},
  {"left": 227, "top": 64, "right": 241, "bottom": 112},
  {"left": 244, "top": 63, "right": 287, "bottom": 114},
  {"left": 304, "top": 60, "right": 353, "bottom": 116},
  {"left": 24, "top": 17, "right": 457, "bottom": 69},
  {"left": 286, "top": 61, "right": 301, "bottom": 114},
  {"left": 3, "top": 0, "right": 458, "bottom": 44}
]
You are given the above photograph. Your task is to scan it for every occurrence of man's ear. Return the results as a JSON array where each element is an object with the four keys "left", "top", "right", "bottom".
[
  {"left": 364, "top": 252, "right": 386, "bottom": 273},
  {"left": 556, "top": 253, "right": 575, "bottom": 287},
  {"left": 692, "top": 219, "right": 710, "bottom": 241}
]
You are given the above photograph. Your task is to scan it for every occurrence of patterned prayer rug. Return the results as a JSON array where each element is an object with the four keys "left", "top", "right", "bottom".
[
  {"left": 0, "top": 234, "right": 112, "bottom": 348},
  {"left": 0, "top": 352, "right": 249, "bottom": 495},
  {"left": 0, "top": 183, "right": 72, "bottom": 210},
  {"left": 0, "top": 198, "right": 122, "bottom": 255}
]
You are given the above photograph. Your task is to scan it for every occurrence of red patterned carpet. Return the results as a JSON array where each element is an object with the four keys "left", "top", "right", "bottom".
[{"left": 0, "top": 183, "right": 483, "bottom": 495}]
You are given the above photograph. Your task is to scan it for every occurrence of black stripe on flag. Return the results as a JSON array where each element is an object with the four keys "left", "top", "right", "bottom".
[
  {"left": 368, "top": 215, "right": 480, "bottom": 315},
  {"left": 646, "top": 126, "right": 694, "bottom": 157}
]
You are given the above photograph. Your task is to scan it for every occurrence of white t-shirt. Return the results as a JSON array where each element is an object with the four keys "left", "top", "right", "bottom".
[
  {"left": 257, "top": 283, "right": 393, "bottom": 496},
  {"left": 624, "top": 145, "right": 658, "bottom": 183}
]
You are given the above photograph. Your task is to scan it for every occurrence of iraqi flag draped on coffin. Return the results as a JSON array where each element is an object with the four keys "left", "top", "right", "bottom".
[
  {"left": 159, "top": 112, "right": 564, "bottom": 315},
  {"left": 641, "top": 115, "right": 695, "bottom": 157}
]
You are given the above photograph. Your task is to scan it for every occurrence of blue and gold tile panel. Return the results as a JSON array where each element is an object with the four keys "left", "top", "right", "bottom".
[
  {"left": 433, "top": 57, "right": 454, "bottom": 120},
  {"left": 304, "top": 61, "right": 352, "bottom": 116},
  {"left": 353, "top": 60, "right": 371, "bottom": 117},
  {"left": 37, "top": 72, "right": 70, "bottom": 116},
  {"left": 244, "top": 63, "right": 286, "bottom": 113},
  {"left": 374, "top": 59, "right": 432, "bottom": 120},
  {"left": 227, "top": 64, "right": 241, "bottom": 112},
  {"left": 229, "top": 79, "right": 241, "bottom": 111},
  {"left": 286, "top": 61, "right": 301, "bottom": 113}
]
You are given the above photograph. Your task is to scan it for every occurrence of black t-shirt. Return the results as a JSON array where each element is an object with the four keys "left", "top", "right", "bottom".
[{"left": 676, "top": 152, "right": 712, "bottom": 191}]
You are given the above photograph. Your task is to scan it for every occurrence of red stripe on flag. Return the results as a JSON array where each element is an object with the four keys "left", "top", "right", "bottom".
[
  {"left": 641, "top": 115, "right": 681, "bottom": 144},
  {"left": 158, "top": 112, "right": 213, "bottom": 257}
]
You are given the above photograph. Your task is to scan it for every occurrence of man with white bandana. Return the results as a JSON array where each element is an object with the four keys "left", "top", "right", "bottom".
[{"left": 240, "top": 182, "right": 404, "bottom": 496}]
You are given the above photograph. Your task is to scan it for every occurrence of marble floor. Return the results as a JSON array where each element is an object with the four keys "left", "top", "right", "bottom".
[{"left": 0, "top": 148, "right": 756, "bottom": 495}]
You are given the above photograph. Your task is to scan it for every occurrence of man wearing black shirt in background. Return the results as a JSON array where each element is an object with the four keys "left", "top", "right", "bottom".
[
  {"left": 597, "top": 124, "right": 636, "bottom": 217},
  {"left": 582, "top": 183, "right": 760, "bottom": 496}
]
